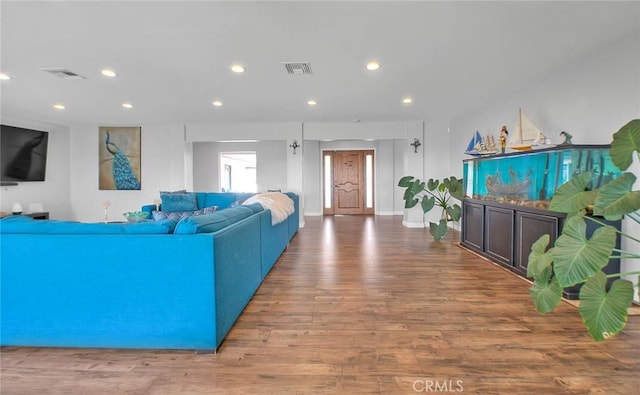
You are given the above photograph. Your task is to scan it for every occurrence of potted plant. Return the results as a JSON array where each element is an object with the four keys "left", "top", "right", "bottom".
[
  {"left": 398, "top": 176, "right": 464, "bottom": 240},
  {"left": 527, "top": 119, "right": 640, "bottom": 341}
]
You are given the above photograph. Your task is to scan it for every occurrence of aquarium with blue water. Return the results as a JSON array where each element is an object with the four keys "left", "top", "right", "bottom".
[{"left": 462, "top": 145, "right": 620, "bottom": 209}]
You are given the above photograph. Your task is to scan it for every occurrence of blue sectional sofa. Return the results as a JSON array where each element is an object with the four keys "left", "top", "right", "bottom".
[{"left": 0, "top": 192, "right": 299, "bottom": 351}]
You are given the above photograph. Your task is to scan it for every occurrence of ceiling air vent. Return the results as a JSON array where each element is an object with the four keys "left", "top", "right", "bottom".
[
  {"left": 283, "top": 62, "right": 312, "bottom": 75},
  {"left": 41, "top": 68, "right": 86, "bottom": 80}
]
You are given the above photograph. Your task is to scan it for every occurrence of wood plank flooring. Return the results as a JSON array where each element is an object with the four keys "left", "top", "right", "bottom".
[{"left": 2, "top": 215, "right": 639, "bottom": 394}]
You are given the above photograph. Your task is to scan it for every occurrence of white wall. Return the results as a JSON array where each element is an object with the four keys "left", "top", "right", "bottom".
[
  {"left": 424, "top": 121, "right": 455, "bottom": 228},
  {"left": 375, "top": 140, "right": 395, "bottom": 215},
  {"left": 449, "top": 30, "right": 640, "bottom": 300},
  {"left": 257, "top": 140, "right": 287, "bottom": 192},
  {"left": 187, "top": 121, "right": 415, "bottom": 218},
  {"left": 302, "top": 140, "right": 322, "bottom": 215},
  {"left": 69, "top": 123, "right": 185, "bottom": 222},
  {"left": 186, "top": 122, "right": 303, "bottom": 223},
  {"left": 393, "top": 139, "right": 407, "bottom": 214},
  {"left": 304, "top": 122, "right": 408, "bottom": 140},
  {"left": 449, "top": 31, "right": 640, "bottom": 175},
  {"left": 192, "top": 141, "right": 287, "bottom": 193},
  {"left": 0, "top": 118, "right": 71, "bottom": 219}
]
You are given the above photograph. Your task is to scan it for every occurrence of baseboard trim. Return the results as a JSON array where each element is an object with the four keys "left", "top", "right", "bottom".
[{"left": 402, "top": 220, "right": 425, "bottom": 228}]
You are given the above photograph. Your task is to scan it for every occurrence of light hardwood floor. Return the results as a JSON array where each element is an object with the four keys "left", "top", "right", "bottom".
[{"left": 2, "top": 215, "right": 639, "bottom": 394}]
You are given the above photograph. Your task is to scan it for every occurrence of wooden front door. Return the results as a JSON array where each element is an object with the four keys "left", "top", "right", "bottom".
[{"left": 324, "top": 150, "right": 374, "bottom": 215}]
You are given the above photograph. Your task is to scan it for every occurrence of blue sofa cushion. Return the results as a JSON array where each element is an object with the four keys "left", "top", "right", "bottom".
[
  {"left": 160, "top": 192, "right": 198, "bottom": 212},
  {"left": 0, "top": 216, "right": 177, "bottom": 234},
  {"left": 199, "top": 193, "right": 254, "bottom": 210},
  {"left": 174, "top": 206, "right": 260, "bottom": 234}
]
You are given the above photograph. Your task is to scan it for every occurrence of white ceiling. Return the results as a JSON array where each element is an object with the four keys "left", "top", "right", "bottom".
[{"left": 1, "top": 1, "right": 639, "bottom": 126}]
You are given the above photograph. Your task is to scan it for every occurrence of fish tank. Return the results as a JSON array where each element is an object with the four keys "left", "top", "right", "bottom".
[{"left": 462, "top": 145, "right": 620, "bottom": 209}]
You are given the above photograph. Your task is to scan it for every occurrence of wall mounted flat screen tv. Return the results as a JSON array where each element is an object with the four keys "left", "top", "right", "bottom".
[{"left": 1, "top": 124, "right": 49, "bottom": 182}]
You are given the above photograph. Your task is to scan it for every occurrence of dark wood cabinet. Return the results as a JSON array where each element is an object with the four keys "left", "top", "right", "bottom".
[
  {"left": 461, "top": 201, "right": 484, "bottom": 252},
  {"left": 484, "top": 206, "right": 514, "bottom": 265},
  {"left": 514, "top": 211, "right": 560, "bottom": 275},
  {"left": 461, "top": 199, "right": 620, "bottom": 299}
]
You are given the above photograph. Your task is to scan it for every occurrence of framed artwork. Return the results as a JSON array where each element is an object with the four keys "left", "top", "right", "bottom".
[{"left": 98, "top": 126, "right": 141, "bottom": 190}]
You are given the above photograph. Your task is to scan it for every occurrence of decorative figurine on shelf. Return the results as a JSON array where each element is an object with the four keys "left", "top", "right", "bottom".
[
  {"left": 559, "top": 131, "right": 573, "bottom": 145},
  {"left": 102, "top": 200, "right": 110, "bottom": 223},
  {"left": 499, "top": 125, "right": 508, "bottom": 154}
]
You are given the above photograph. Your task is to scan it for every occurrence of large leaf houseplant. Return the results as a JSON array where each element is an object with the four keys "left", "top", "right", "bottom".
[
  {"left": 398, "top": 176, "right": 464, "bottom": 240},
  {"left": 528, "top": 119, "right": 640, "bottom": 341}
]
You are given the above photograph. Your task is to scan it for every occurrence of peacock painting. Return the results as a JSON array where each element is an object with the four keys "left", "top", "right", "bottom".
[{"left": 98, "top": 127, "right": 141, "bottom": 190}]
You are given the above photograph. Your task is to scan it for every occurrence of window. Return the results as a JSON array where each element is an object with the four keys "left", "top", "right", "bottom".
[
  {"left": 220, "top": 152, "right": 257, "bottom": 192},
  {"left": 365, "top": 153, "right": 373, "bottom": 209},
  {"left": 324, "top": 153, "right": 332, "bottom": 209}
]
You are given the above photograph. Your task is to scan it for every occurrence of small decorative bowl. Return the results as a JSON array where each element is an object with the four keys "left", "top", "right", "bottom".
[{"left": 123, "top": 211, "right": 149, "bottom": 223}]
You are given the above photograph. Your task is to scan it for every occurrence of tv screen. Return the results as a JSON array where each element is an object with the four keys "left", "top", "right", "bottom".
[{"left": 1, "top": 124, "right": 49, "bottom": 182}]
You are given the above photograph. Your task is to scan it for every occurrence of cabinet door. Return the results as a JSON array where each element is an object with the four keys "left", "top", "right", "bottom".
[
  {"left": 514, "top": 212, "right": 559, "bottom": 276},
  {"left": 484, "top": 206, "right": 514, "bottom": 265},
  {"left": 461, "top": 200, "right": 484, "bottom": 252}
]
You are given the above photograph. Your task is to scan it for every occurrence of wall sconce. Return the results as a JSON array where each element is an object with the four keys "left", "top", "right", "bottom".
[
  {"left": 289, "top": 140, "right": 300, "bottom": 154},
  {"left": 410, "top": 138, "right": 422, "bottom": 153}
]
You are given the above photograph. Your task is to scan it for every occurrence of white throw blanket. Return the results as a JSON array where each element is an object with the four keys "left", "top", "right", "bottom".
[{"left": 243, "top": 192, "right": 294, "bottom": 225}]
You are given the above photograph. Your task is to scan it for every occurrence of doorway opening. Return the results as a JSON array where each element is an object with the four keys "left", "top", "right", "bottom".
[
  {"left": 220, "top": 152, "right": 257, "bottom": 192},
  {"left": 323, "top": 150, "right": 374, "bottom": 215}
]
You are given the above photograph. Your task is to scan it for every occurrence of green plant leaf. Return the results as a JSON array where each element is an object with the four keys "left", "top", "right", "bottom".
[
  {"left": 446, "top": 203, "right": 462, "bottom": 221},
  {"left": 427, "top": 179, "right": 439, "bottom": 191},
  {"left": 421, "top": 196, "right": 435, "bottom": 213},
  {"left": 411, "top": 180, "right": 425, "bottom": 195},
  {"left": 403, "top": 186, "right": 418, "bottom": 204},
  {"left": 448, "top": 178, "right": 464, "bottom": 201},
  {"left": 593, "top": 172, "right": 640, "bottom": 220},
  {"left": 526, "top": 234, "right": 554, "bottom": 278},
  {"left": 552, "top": 215, "right": 616, "bottom": 287},
  {"left": 429, "top": 219, "right": 448, "bottom": 240},
  {"left": 549, "top": 172, "right": 596, "bottom": 213},
  {"left": 578, "top": 272, "right": 634, "bottom": 341},
  {"left": 404, "top": 197, "right": 419, "bottom": 209},
  {"left": 529, "top": 269, "right": 562, "bottom": 314},
  {"left": 610, "top": 119, "right": 640, "bottom": 171},
  {"left": 398, "top": 176, "right": 415, "bottom": 188}
]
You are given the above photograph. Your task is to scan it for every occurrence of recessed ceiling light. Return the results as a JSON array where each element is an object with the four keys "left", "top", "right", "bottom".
[
  {"left": 101, "top": 69, "right": 117, "bottom": 78},
  {"left": 307, "top": 100, "right": 317, "bottom": 106},
  {"left": 212, "top": 100, "right": 223, "bottom": 107},
  {"left": 53, "top": 103, "right": 66, "bottom": 110},
  {"left": 402, "top": 97, "right": 413, "bottom": 104},
  {"left": 230, "top": 64, "right": 245, "bottom": 73},
  {"left": 122, "top": 103, "right": 133, "bottom": 109},
  {"left": 0, "top": 72, "right": 10, "bottom": 80},
  {"left": 366, "top": 61, "right": 381, "bottom": 71}
]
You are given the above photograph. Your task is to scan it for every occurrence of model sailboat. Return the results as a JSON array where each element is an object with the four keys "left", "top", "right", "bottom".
[
  {"left": 508, "top": 108, "right": 548, "bottom": 151},
  {"left": 465, "top": 130, "right": 498, "bottom": 156},
  {"left": 464, "top": 130, "right": 482, "bottom": 155}
]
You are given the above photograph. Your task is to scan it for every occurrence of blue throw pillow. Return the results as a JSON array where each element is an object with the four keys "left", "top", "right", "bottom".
[
  {"left": 160, "top": 192, "right": 198, "bottom": 212},
  {"left": 152, "top": 205, "right": 217, "bottom": 221}
]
